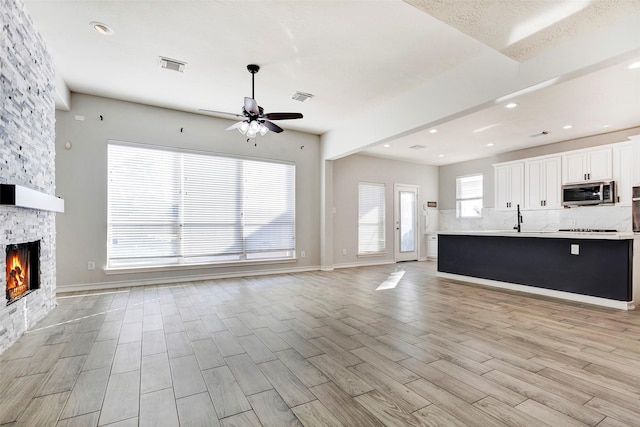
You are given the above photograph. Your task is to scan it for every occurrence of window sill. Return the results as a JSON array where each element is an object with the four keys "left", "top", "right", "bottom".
[
  {"left": 357, "top": 252, "right": 387, "bottom": 258},
  {"left": 104, "top": 257, "right": 298, "bottom": 275}
]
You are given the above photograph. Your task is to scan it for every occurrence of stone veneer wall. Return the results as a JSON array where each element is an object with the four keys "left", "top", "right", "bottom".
[{"left": 0, "top": 0, "right": 57, "bottom": 354}]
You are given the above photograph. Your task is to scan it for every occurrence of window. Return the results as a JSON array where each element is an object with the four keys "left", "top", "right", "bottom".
[
  {"left": 358, "top": 182, "right": 385, "bottom": 254},
  {"left": 456, "top": 174, "right": 483, "bottom": 218},
  {"left": 107, "top": 142, "right": 295, "bottom": 268}
]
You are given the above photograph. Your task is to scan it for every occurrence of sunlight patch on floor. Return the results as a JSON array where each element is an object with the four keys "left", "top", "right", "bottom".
[{"left": 376, "top": 269, "right": 405, "bottom": 291}]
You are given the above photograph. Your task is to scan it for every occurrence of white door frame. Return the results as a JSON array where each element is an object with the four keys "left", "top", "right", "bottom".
[{"left": 394, "top": 184, "right": 419, "bottom": 262}]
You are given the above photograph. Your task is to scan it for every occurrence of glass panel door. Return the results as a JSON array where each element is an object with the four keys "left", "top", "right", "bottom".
[{"left": 394, "top": 185, "right": 418, "bottom": 262}]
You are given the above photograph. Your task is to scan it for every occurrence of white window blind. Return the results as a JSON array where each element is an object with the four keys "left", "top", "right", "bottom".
[
  {"left": 107, "top": 142, "right": 295, "bottom": 268},
  {"left": 358, "top": 182, "right": 385, "bottom": 254},
  {"left": 456, "top": 174, "right": 483, "bottom": 218}
]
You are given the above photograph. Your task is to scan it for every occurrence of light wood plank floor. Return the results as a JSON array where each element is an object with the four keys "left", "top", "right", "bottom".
[{"left": 2, "top": 261, "right": 640, "bottom": 426}]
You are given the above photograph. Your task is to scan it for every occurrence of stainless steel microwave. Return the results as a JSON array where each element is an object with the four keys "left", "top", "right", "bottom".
[{"left": 562, "top": 181, "right": 615, "bottom": 206}]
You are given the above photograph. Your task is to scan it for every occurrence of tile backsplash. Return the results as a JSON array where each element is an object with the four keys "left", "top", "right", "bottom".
[{"left": 440, "top": 205, "right": 632, "bottom": 232}]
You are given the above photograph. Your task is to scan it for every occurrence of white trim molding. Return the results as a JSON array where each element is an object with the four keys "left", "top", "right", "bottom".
[
  {"left": 58, "top": 265, "right": 321, "bottom": 293},
  {"left": 437, "top": 272, "right": 635, "bottom": 311}
]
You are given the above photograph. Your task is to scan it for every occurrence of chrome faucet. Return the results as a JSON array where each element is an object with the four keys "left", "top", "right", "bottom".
[{"left": 514, "top": 204, "right": 523, "bottom": 232}]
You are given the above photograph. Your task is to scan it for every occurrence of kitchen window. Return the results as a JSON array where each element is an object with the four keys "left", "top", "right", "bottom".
[
  {"left": 456, "top": 174, "right": 483, "bottom": 218},
  {"left": 358, "top": 182, "right": 386, "bottom": 255},
  {"left": 107, "top": 141, "right": 295, "bottom": 268}
]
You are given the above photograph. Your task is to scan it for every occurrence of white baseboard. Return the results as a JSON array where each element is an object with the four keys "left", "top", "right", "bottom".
[
  {"left": 58, "top": 265, "right": 321, "bottom": 293},
  {"left": 437, "top": 272, "right": 635, "bottom": 310}
]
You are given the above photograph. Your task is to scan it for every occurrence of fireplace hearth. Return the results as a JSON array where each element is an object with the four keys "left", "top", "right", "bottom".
[{"left": 5, "top": 241, "right": 40, "bottom": 305}]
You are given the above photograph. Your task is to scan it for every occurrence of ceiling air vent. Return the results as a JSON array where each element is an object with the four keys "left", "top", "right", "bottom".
[
  {"left": 160, "top": 57, "right": 186, "bottom": 72},
  {"left": 292, "top": 91, "right": 314, "bottom": 102},
  {"left": 410, "top": 145, "right": 426, "bottom": 149}
]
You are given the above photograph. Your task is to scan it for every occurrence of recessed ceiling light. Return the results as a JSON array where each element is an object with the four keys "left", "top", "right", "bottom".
[
  {"left": 563, "top": 125, "right": 573, "bottom": 129},
  {"left": 602, "top": 124, "right": 611, "bottom": 128},
  {"left": 90, "top": 21, "right": 113, "bottom": 35},
  {"left": 429, "top": 129, "right": 438, "bottom": 134},
  {"left": 383, "top": 144, "right": 390, "bottom": 148},
  {"left": 486, "top": 143, "right": 495, "bottom": 147},
  {"left": 438, "top": 154, "right": 445, "bottom": 158},
  {"left": 628, "top": 61, "right": 640, "bottom": 70},
  {"left": 505, "top": 103, "right": 519, "bottom": 109}
]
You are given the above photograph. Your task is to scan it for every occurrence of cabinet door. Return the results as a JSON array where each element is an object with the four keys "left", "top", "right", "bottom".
[
  {"left": 632, "top": 138, "right": 640, "bottom": 186},
  {"left": 495, "top": 163, "right": 524, "bottom": 210},
  {"left": 525, "top": 160, "right": 544, "bottom": 209},
  {"left": 613, "top": 144, "right": 632, "bottom": 205},
  {"left": 543, "top": 157, "right": 562, "bottom": 208},
  {"left": 510, "top": 163, "right": 524, "bottom": 210},
  {"left": 427, "top": 234, "right": 438, "bottom": 258},
  {"left": 563, "top": 152, "right": 587, "bottom": 183},
  {"left": 587, "top": 148, "right": 612, "bottom": 181},
  {"left": 495, "top": 165, "right": 511, "bottom": 210}
]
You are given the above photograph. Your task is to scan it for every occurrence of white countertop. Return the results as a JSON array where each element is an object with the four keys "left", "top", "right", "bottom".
[{"left": 438, "top": 230, "right": 636, "bottom": 240}]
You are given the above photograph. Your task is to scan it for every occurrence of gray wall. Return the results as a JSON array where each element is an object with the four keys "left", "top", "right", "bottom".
[
  {"left": 55, "top": 93, "right": 321, "bottom": 288},
  {"left": 439, "top": 127, "right": 640, "bottom": 210},
  {"left": 332, "top": 154, "right": 438, "bottom": 266}
]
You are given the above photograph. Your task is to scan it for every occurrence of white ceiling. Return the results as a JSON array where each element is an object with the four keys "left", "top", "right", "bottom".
[{"left": 23, "top": 0, "right": 640, "bottom": 166}]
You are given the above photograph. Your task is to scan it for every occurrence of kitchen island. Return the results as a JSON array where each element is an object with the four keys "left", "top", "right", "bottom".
[{"left": 437, "top": 230, "right": 638, "bottom": 310}]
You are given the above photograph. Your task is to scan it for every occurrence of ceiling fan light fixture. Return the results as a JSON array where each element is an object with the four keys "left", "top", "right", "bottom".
[
  {"left": 237, "top": 121, "right": 250, "bottom": 135},
  {"left": 214, "top": 64, "right": 303, "bottom": 139}
]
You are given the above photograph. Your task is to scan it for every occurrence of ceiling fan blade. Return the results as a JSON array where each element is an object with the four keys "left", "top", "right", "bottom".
[
  {"left": 262, "top": 120, "right": 284, "bottom": 133},
  {"left": 264, "top": 112, "right": 303, "bottom": 120},
  {"left": 225, "top": 121, "right": 246, "bottom": 131},
  {"left": 244, "top": 97, "right": 259, "bottom": 115},
  {"left": 199, "top": 109, "right": 244, "bottom": 119}
]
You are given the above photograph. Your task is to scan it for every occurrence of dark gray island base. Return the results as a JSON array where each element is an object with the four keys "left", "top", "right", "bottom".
[{"left": 437, "top": 232, "right": 634, "bottom": 309}]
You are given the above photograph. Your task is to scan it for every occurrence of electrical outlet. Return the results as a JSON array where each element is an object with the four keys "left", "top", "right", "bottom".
[
  {"left": 87, "top": 261, "right": 96, "bottom": 270},
  {"left": 570, "top": 244, "right": 579, "bottom": 255},
  {"left": 300, "top": 250, "right": 306, "bottom": 258},
  {"left": 342, "top": 249, "right": 347, "bottom": 256}
]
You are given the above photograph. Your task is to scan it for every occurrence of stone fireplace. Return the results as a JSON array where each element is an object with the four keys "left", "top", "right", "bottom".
[
  {"left": 0, "top": 0, "right": 57, "bottom": 354},
  {"left": 6, "top": 241, "right": 40, "bottom": 305}
]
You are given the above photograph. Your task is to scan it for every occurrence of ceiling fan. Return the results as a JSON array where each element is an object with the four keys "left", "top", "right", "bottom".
[{"left": 200, "top": 64, "right": 303, "bottom": 138}]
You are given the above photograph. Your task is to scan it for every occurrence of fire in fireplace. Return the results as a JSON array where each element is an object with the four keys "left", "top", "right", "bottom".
[{"left": 5, "top": 241, "right": 40, "bottom": 305}]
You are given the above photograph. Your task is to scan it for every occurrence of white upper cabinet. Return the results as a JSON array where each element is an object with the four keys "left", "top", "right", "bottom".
[
  {"left": 494, "top": 140, "right": 636, "bottom": 211},
  {"left": 631, "top": 135, "right": 640, "bottom": 186},
  {"left": 495, "top": 162, "right": 524, "bottom": 211},
  {"left": 613, "top": 143, "right": 633, "bottom": 205},
  {"left": 525, "top": 156, "right": 561, "bottom": 210},
  {"left": 562, "top": 147, "right": 612, "bottom": 183}
]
